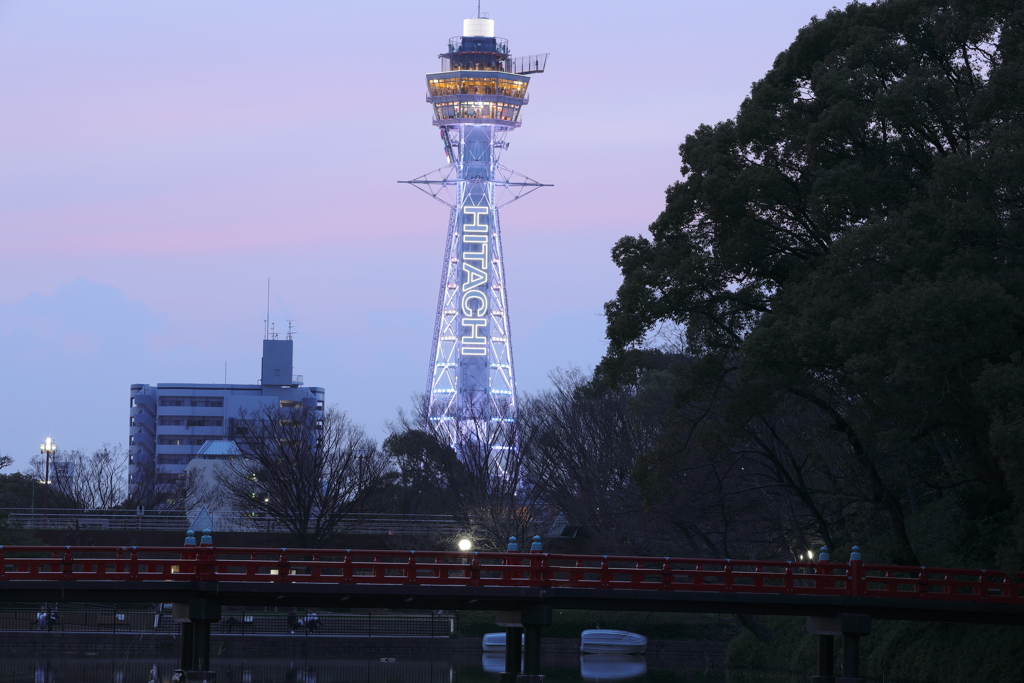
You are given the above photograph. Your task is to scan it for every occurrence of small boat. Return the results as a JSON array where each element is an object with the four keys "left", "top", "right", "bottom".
[
  {"left": 580, "top": 654, "right": 647, "bottom": 682},
  {"left": 579, "top": 629, "right": 647, "bottom": 654},
  {"left": 482, "top": 632, "right": 525, "bottom": 652}
]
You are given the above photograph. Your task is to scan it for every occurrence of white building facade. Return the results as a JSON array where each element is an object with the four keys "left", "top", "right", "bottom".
[{"left": 128, "top": 339, "right": 325, "bottom": 487}]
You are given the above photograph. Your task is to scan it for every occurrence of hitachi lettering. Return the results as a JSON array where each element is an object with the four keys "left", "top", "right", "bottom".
[
  {"left": 460, "top": 206, "right": 491, "bottom": 355},
  {"left": 462, "top": 290, "right": 487, "bottom": 316},
  {"left": 463, "top": 206, "right": 489, "bottom": 232},
  {"left": 461, "top": 318, "right": 487, "bottom": 355}
]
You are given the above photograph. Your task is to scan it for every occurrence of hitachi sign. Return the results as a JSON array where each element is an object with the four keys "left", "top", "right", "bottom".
[{"left": 461, "top": 205, "right": 490, "bottom": 356}]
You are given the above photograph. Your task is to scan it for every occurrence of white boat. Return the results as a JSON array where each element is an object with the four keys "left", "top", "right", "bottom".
[
  {"left": 579, "top": 629, "right": 647, "bottom": 655},
  {"left": 580, "top": 654, "right": 647, "bottom": 682},
  {"left": 481, "top": 632, "right": 525, "bottom": 652}
]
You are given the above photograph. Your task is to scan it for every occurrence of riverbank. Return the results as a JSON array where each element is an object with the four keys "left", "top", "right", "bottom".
[{"left": 726, "top": 616, "right": 1024, "bottom": 683}]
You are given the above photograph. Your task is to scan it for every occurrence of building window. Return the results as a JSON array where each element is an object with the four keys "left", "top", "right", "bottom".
[
  {"left": 186, "top": 418, "right": 223, "bottom": 428},
  {"left": 162, "top": 417, "right": 224, "bottom": 427},
  {"left": 159, "top": 397, "right": 224, "bottom": 408}
]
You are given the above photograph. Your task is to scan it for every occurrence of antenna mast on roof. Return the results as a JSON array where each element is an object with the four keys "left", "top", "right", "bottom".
[
  {"left": 477, "top": 0, "right": 481, "bottom": 18},
  {"left": 287, "top": 320, "right": 297, "bottom": 340},
  {"left": 265, "top": 278, "right": 271, "bottom": 340}
]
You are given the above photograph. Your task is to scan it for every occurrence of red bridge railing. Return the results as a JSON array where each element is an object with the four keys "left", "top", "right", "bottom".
[{"left": 1, "top": 546, "right": 1022, "bottom": 605}]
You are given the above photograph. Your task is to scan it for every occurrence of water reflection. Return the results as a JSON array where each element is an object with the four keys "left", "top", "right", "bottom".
[
  {"left": 481, "top": 652, "right": 514, "bottom": 674},
  {"left": 580, "top": 654, "right": 646, "bottom": 682},
  {"left": 0, "top": 655, "right": 808, "bottom": 683}
]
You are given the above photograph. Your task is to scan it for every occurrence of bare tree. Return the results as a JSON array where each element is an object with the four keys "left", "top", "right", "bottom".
[
  {"left": 517, "top": 368, "right": 670, "bottom": 555},
  {"left": 386, "top": 397, "right": 552, "bottom": 549},
  {"left": 128, "top": 460, "right": 215, "bottom": 512},
  {"left": 28, "top": 444, "right": 128, "bottom": 510},
  {"left": 217, "top": 404, "right": 388, "bottom": 548}
]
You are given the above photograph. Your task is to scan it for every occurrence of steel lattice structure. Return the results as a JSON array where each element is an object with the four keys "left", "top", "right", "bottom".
[{"left": 402, "top": 17, "right": 548, "bottom": 450}]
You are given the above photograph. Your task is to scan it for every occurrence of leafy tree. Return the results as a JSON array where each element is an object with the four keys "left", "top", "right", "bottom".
[{"left": 603, "top": 0, "right": 1024, "bottom": 567}]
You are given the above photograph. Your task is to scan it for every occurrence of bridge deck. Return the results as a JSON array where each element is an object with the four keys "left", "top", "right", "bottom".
[{"left": 1, "top": 546, "right": 1021, "bottom": 625}]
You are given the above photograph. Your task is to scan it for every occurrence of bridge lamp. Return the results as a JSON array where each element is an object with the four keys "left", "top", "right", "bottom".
[{"left": 458, "top": 538, "right": 472, "bottom": 552}]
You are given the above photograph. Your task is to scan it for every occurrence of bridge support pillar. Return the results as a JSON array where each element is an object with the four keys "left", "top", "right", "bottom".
[
  {"left": 496, "top": 606, "right": 550, "bottom": 683},
  {"left": 499, "top": 626, "right": 523, "bottom": 683},
  {"left": 812, "top": 635, "right": 835, "bottom": 683},
  {"left": 807, "top": 614, "right": 870, "bottom": 683},
  {"left": 840, "top": 634, "right": 861, "bottom": 683},
  {"left": 172, "top": 599, "right": 222, "bottom": 682}
]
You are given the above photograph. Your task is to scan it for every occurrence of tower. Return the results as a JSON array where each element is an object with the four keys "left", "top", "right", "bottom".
[{"left": 404, "top": 15, "right": 548, "bottom": 451}]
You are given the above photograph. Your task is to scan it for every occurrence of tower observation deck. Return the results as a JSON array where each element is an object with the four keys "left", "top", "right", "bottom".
[{"left": 402, "top": 16, "right": 548, "bottom": 453}]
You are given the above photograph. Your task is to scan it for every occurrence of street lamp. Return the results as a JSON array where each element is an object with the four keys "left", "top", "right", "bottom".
[
  {"left": 458, "top": 538, "right": 472, "bottom": 552},
  {"left": 39, "top": 437, "right": 56, "bottom": 522}
]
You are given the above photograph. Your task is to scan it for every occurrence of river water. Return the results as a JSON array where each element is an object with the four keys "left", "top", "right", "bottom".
[{"left": 0, "top": 655, "right": 805, "bottom": 683}]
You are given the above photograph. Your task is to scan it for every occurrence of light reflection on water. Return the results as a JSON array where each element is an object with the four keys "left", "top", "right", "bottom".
[{"left": 1, "top": 655, "right": 804, "bottom": 683}]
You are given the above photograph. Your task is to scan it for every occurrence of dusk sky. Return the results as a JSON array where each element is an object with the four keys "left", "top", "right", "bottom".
[{"left": 0, "top": 0, "right": 845, "bottom": 471}]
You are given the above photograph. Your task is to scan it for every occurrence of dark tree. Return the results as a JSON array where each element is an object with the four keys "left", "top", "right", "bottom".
[
  {"left": 217, "top": 405, "right": 388, "bottom": 548},
  {"left": 603, "top": 0, "right": 1024, "bottom": 567}
]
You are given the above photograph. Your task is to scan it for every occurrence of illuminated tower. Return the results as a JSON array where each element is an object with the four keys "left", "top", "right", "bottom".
[{"left": 403, "top": 15, "right": 547, "bottom": 450}]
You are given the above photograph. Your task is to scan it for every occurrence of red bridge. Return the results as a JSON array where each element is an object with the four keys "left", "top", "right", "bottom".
[
  {"left": 2, "top": 544, "right": 1021, "bottom": 682},
  {"left": 1, "top": 544, "right": 1022, "bottom": 619}
]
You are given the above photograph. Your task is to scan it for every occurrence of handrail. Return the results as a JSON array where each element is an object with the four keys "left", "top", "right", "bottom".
[{"left": 0, "top": 546, "right": 1021, "bottom": 605}]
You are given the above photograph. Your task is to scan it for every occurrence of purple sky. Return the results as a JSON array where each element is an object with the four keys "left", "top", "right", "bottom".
[{"left": 0, "top": 0, "right": 845, "bottom": 471}]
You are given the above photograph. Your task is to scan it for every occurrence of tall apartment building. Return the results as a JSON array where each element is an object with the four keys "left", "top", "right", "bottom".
[{"left": 129, "top": 339, "right": 325, "bottom": 486}]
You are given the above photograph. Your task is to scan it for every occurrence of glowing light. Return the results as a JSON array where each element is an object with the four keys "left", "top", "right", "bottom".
[{"left": 458, "top": 538, "right": 472, "bottom": 552}]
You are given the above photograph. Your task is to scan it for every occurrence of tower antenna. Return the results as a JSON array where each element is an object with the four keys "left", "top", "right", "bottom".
[
  {"left": 265, "top": 279, "right": 271, "bottom": 340},
  {"left": 477, "top": 0, "right": 481, "bottom": 18}
]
